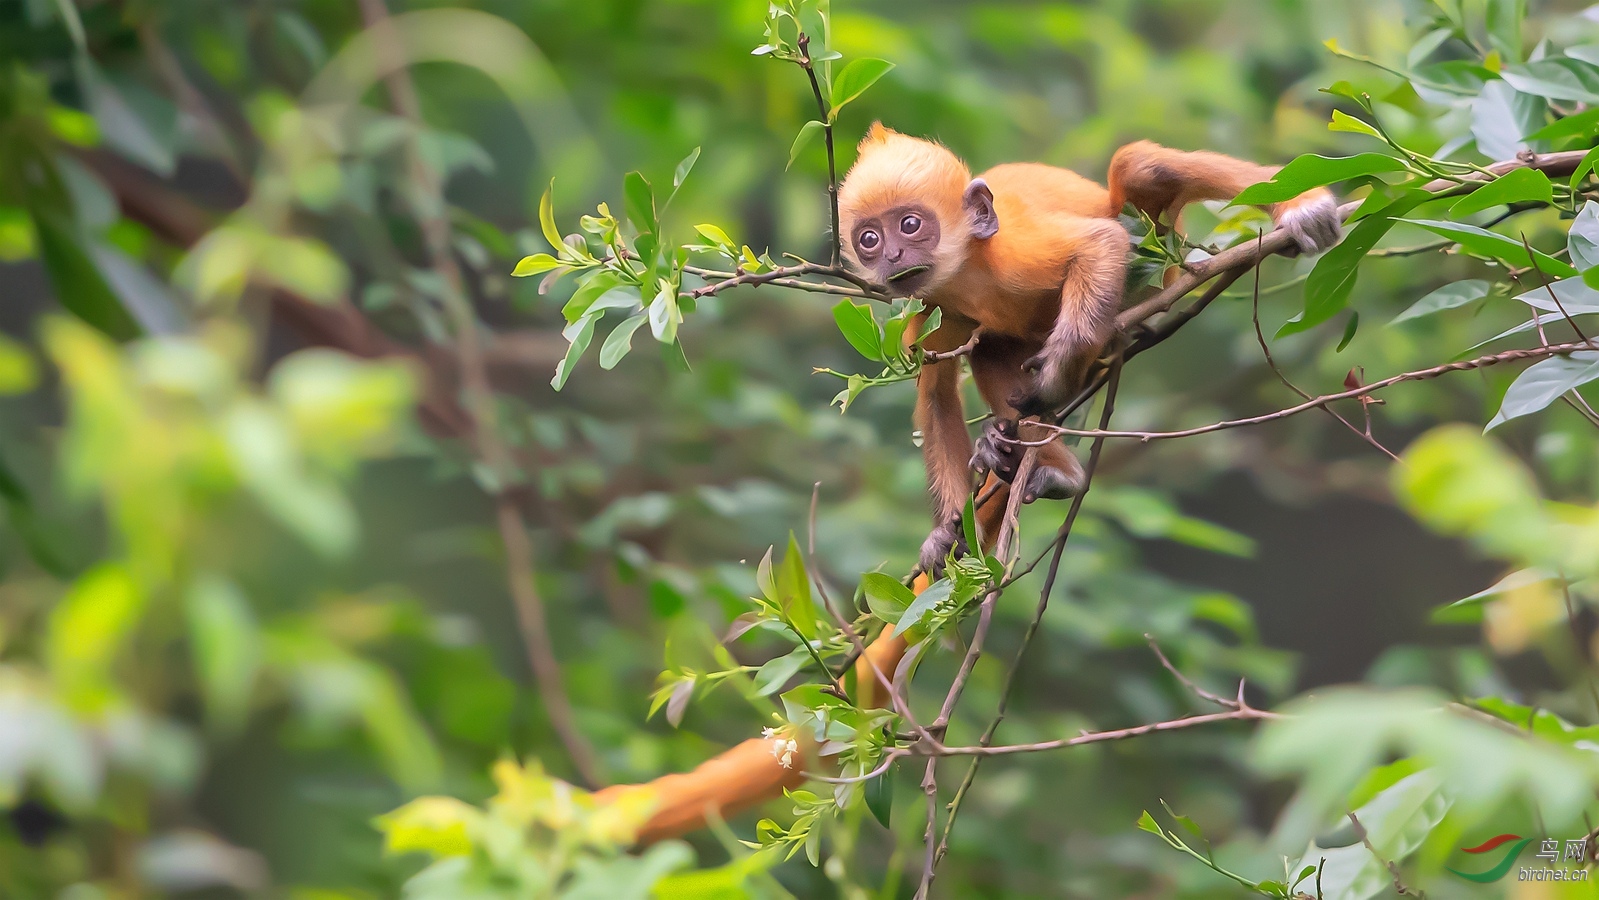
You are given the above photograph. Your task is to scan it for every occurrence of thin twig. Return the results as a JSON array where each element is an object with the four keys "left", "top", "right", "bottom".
[
  {"left": 1347, "top": 812, "right": 1427, "bottom": 897},
  {"left": 927, "top": 704, "right": 1276, "bottom": 757},
  {"left": 797, "top": 32, "right": 842, "bottom": 267},
  {"left": 1248, "top": 240, "right": 1399, "bottom": 461},
  {"left": 1042, "top": 341, "right": 1595, "bottom": 442}
]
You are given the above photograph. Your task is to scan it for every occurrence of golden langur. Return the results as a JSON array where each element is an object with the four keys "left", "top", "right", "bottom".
[{"left": 836, "top": 124, "right": 1341, "bottom": 571}]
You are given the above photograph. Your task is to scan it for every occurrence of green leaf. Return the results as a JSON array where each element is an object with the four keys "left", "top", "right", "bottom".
[
  {"left": 1328, "top": 110, "right": 1381, "bottom": 139},
  {"left": 511, "top": 253, "right": 563, "bottom": 277},
  {"left": 1335, "top": 311, "right": 1359, "bottom": 352},
  {"left": 831, "top": 299, "right": 883, "bottom": 360},
  {"left": 647, "top": 280, "right": 682, "bottom": 344},
  {"left": 1470, "top": 80, "right": 1546, "bottom": 161},
  {"left": 552, "top": 313, "right": 597, "bottom": 391},
  {"left": 1448, "top": 166, "right": 1552, "bottom": 218},
  {"left": 752, "top": 647, "right": 810, "bottom": 696},
  {"left": 673, "top": 146, "right": 701, "bottom": 190},
  {"left": 624, "top": 171, "right": 657, "bottom": 237},
  {"left": 375, "top": 797, "right": 478, "bottom": 858},
  {"left": 961, "top": 495, "right": 979, "bottom": 564},
  {"left": 539, "top": 180, "right": 564, "bottom": 252},
  {"left": 862, "top": 572, "right": 915, "bottom": 623},
  {"left": 788, "top": 120, "right": 825, "bottom": 170},
  {"left": 694, "top": 223, "right": 735, "bottom": 250},
  {"left": 865, "top": 767, "right": 893, "bottom": 828},
  {"left": 1136, "top": 810, "right": 1163, "bottom": 836},
  {"left": 896, "top": 579, "right": 952, "bottom": 636},
  {"left": 777, "top": 533, "right": 820, "bottom": 640},
  {"left": 1486, "top": 351, "right": 1599, "bottom": 430},
  {"left": 598, "top": 313, "right": 648, "bottom": 369},
  {"left": 1279, "top": 191, "right": 1426, "bottom": 337},
  {"left": 1233, "top": 154, "right": 1408, "bottom": 206},
  {"left": 1390, "top": 279, "right": 1490, "bottom": 324},
  {"left": 186, "top": 574, "right": 260, "bottom": 735},
  {"left": 1570, "top": 145, "right": 1599, "bottom": 191},
  {"left": 828, "top": 58, "right": 895, "bottom": 119},
  {"left": 33, "top": 212, "right": 141, "bottom": 341},
  {"left": 1571, "top": 201, "right": 1599, "bottom": 271},
  {"left": 1501, "top": 58, "right": 1599, "bottom": 104},
  {"left": 1523, "top": 106, "right": 1599, "bottom": 141},
  {"left": 1400, "top": 219, "right": 1577, "bottom": 276}
]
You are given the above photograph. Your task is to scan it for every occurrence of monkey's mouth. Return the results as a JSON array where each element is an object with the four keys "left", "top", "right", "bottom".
[{"left": 887, "top": 265, "right": 929, "bottom": 283}]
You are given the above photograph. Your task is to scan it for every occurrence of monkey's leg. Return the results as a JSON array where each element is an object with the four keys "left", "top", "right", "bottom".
[
  {"left": 1008, "top": 218, "right": 1129, "bottom": 417},
  {"left": 970, "top": 334, "right": 1086, "bottom": 524},
  {"left": 913, "top": 313, "right": 978, "bottom": 574}
]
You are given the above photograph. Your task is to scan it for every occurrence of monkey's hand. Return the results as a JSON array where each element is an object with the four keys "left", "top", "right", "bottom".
[
  {"left": 918, "top": 518, "right": 967, "bottom": 577},
  {"left": 1008, "top": 351, "right": 1076, "bottom": 418},
  {"left": 971, "top": 419, "right": 1086, "bottom": 503},
  {"left": 1274, "top": 191, "right": 1342, "bottom": 256}
]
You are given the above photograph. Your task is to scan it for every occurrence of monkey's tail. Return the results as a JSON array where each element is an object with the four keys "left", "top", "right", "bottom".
[{"left": 593, "top": 604, "right": 914, "bottom": 844}]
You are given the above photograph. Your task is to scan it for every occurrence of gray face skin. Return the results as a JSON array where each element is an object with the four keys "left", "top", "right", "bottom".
[{"left": 851, "top": 204, "right": 941, "bottom": 297}]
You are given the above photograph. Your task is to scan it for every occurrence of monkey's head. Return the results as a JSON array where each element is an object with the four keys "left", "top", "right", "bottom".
[{"left": 838, "top": 123, "right": 997, "bottom": 298}]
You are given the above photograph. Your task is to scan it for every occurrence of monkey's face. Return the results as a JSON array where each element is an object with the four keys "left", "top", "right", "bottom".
[{"left": 850, "top": 204, "right": 942, "bottom": 297}]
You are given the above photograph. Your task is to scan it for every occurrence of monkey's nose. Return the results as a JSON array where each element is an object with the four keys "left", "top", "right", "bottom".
[{"left": 886, "top": 247, "right": 903, "bottom": 263}]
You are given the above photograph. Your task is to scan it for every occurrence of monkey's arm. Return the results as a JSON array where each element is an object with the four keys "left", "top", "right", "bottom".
[
  {"left": 1107, "top": 141, "right": 1341, "bottom": 253},
  {"left": 913, "top": 314, "right": 977, "bottom": 572},
  {"left": 1009, "top": 217, "right": 1130, "bottom": 416}
]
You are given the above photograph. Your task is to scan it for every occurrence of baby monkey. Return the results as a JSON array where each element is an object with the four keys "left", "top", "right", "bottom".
[{"left": 836, "top": 124, "right": 1341, "bottom": 572}]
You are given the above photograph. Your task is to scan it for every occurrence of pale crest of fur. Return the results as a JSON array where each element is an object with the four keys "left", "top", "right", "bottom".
[{"left": 838, "top": 124, "right": 974, "bottom": 290}]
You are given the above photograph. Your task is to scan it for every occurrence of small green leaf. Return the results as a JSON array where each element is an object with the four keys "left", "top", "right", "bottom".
[
  {"left": 1335, "top": 311, "right": 1359, "bottom": 352},
  {"left": 1449, "top": 166, "right": 1553, "bottom": 218},
  {"left": 832, "top": 299, "right": 884, "bottom": 360},
  {"left": 551, "top": 314, "right": 597, "bottom": 390},
  {"left": 896, "top": 579, "right": 952, "bottom": 636},
  {"left": 538, "top": 180, "right": 563, "bottom": 252},
  {"left": 1328, "top": 110, "right": 1382, "bottom": 139},
  {"left": 862, "top": 572, "right": 915, "bottom": 623},
  {"left": 777, "top": 533, "right": 820, "bottom": 640},
  {"left": 624, "top": 171, "right": 657, "bottom": 237},
  {"left": 1571, "top": 145, "right": 1599, "bottom": 190},
  {"left": 599, "top": 313, "right": 648, "bottom": 369},
  {"left": 1234, "top": 153, "right": 1408, "bottom": 206},
  {"left": 1568, "top": 201, "right": 1599, "bottom": 269},
  {"left": 752, "top": 648, "right": 810, "bottom": 696},
  {"left": 865, "top": 768, "right": 893, "bottom": 828},
  {"left": 1390, "top": 279, "right": 1490, "bottom": 324},
  {"left": 694, "top": 223, "right": 736, "bottom": 254},
  {"left": 1136, "top": 811, "right": 1163, "bottom": 836},
  {"left": 828, "top": 58, "right": 895, "bottom": 119},
  {"left": 511, "top": 253, "right": 563, "bottom": 277},
  {"left": 788, "top": 120, "right": 826, "bottom": 170},
  {"left": 673, "top": 146, "right": 701, "bottom": 190},
  {"left": 647, "top": 280, "right": 682, "bottom": 343}
]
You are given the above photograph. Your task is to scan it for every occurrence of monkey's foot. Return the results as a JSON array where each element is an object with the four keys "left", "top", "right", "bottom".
[
  {"left": 1276, "top": 194, "right": 1343, "bottom": 255},
  {"left": 972, "top": 419, "right": 1085, "bottom": 503},
  {"left": 918, "top": 519, "right": 966, "bottom": 577}
]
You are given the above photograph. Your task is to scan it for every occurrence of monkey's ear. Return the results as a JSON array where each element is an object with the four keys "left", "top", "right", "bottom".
[
  {"left": 861, "top": 121, "right": 892, "bottom": 148},
  {"left": 964, "top": 179, "right": 998, "bottom": 239}
]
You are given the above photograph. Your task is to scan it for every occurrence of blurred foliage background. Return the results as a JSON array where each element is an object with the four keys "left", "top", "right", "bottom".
[{"left": 1, "top": 0, "right": 1598, "bottom": 897}]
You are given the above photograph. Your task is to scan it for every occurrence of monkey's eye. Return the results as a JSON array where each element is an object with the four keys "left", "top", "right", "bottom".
[
  {"left": 900, "top": 214, "right": 922, "bottom": 235},
  {"left": 858, "top": 230, "right": 881, "bottom": 251}
]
